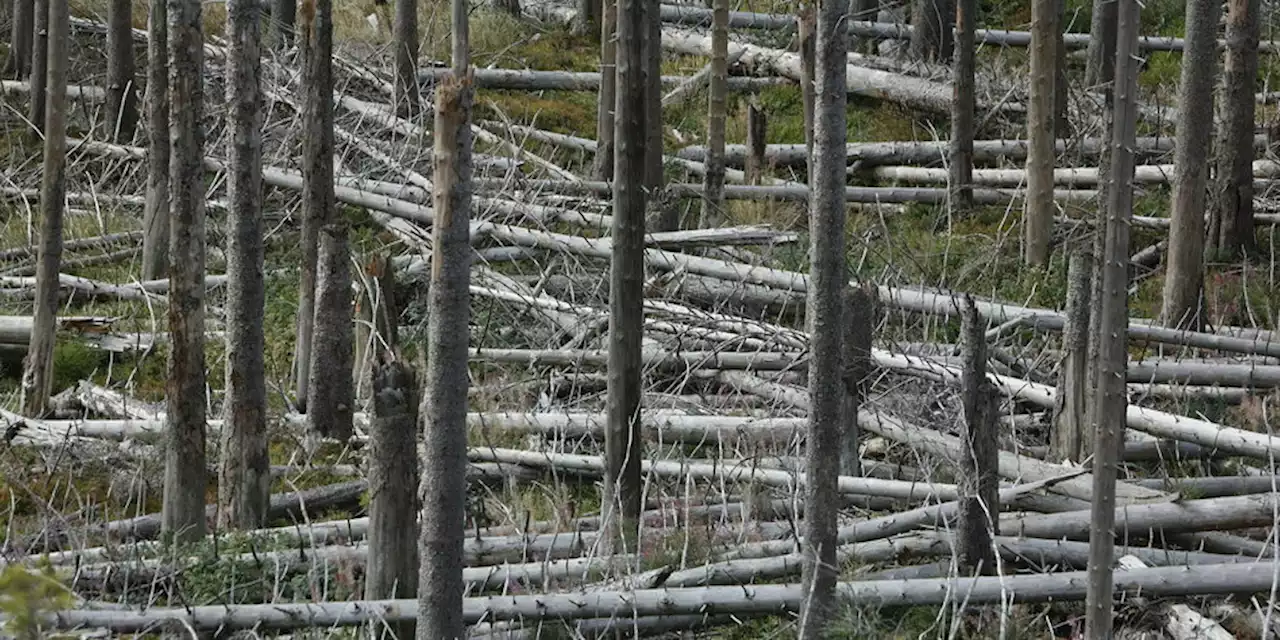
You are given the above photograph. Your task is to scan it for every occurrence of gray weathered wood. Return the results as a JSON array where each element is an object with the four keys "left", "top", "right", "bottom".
[
  {"left": 1209, "top": 0, "right": 1260, "bottom": 255},
  {"left": 910, "top": 0, "right": 953, "bottom": 62},
  {"left": 9, "top": 0, "right": 33, "bottom": 79},
  {"left": 1023, "top": 0, "right": 1058, "bottom": 266},
  {"left": 594, "top": 1, "right": 616, "bottom": 181},
  {"left": 949, "top": 0, "right": 974, "bottom": 210},
  {"left": 839, "top": 286, "right": 871, "bottom": 477},
  {"left": 306, "top": 220, "right": 354, "bottom": 441},
  {"left": 104, "top": 0, "right": 137, "bottom": 141},
  {"left": 745, "top": 102, "right": 766, "bottom": 185},
  {"left": 392, "top": 0, "right": 418, "bottom": 116},
  {"left": 141, "top": 0, "right": 169, "bottom": 280},
  {"left": 27, "top": 0, "right": 46, "bottom": 135},
  {"left": 957, "top": 299, "right": 998, "bottom": 576},
  {"left": 699, "top": 0, "right": 727, "bottom": 227},
  {"left": 366, "top": 360, "right": 419, "bottom": 640},
  {"left": 1050, "top": 251, "right": 1091, "bottom": 463}
]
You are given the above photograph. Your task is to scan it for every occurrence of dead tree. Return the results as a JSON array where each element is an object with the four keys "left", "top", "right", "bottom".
[
  {"left": 271, "top": 0, "right": 295, "bottom": 48},
  {"left": 219, "top": 0, "right": 269, "bottom": 530},
  {"left": 367, "top": 359, "right": 419, "bottom": 640},
  {"left": 840, "top": 286, "right": 873, "bottom": 477},
  {"left": 851, "top": 0, "right": 879, "bottom": 54},
  {"left": 949, "top": 0, "right": 975, "bottom": 210},
  {"left": 1051, "top": 251, "right": 1092, "bottom": 464},
  {"left": 799, "top": 0, "right": 849, "bottom": 636},
  {"left": 1209, "top": 0, "right": 1260, "bottom": 256},
  {"left": 592, "top": 0, "right": 617, "bottom": 180},
  {"left": 700, "top": 0, "right": 728, "bottom": 227},
  {"left": 28, "top": 0, "right": 46, "bottom": 134},
  {"left": 1160, "top": 0, "right": 1220, "bottom": 331},
  {"left": 605, "top": 0, "right": 648, "bottom": 551},
  {"left": 9, "top": 0, "right": 32, "bottom": 78},
  {"left": 745, "top": 102, "right": 766, "bottom": 185},
  {"left": 393, "top": 0, "right": 418, "bottom": 118},
  {"left": 162, "top": 0, "right": 209, "bottom": 545},
  {"left": 21, "top": 0, "right": 67, "bottom": 417},
  {"left": 141, "top": 0, "right": 169, "bottom": 281},
  {"left": 1085, "top": 0, "right": 1139, "bottom": 634},
  {"left": 644, "top": 0, "right": 670, "bottom": 230},
  {"left": 958, "top": 298, "right": 998, "bottom": 576},
  {"left": 799, "top": 6, "right": 815, "bottom": 170},
  {"left": 1023, "top": 0, "right": 1060, "bottom": 266},
  {"left": 575, "top": 0, "right": 599, "bottom": 37},
  {"left": 1085, "top": 0, "right": 1116, "bottom": 88},
  {"left": 418, "top": 1, "right": 473, "bottom": 635},
  {"left": 293, "top": 0, "right": 332, "bottom": 415},
  {"left": 910, "top": 0, "right": 954, "bottom": 63},
  {"left": 105, "top": 0, "right": 137, "bottom": 141},
  {"left": 353, "top": 255, "right": 398, "bottom": 410}
]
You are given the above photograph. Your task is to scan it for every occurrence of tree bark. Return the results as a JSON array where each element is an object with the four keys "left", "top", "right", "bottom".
[
  {"left": 605, "top": 0, "right": 648, "bottom": 553},
  {"left": 745, "top": 102, "right": 766, "bottom": 185},
  {"left": 418, "top": 2, "right": 473, "bottom": 635},
  {"left": 798, "top": 0, "right": 848, "bottom": 636},
  {"left": 1085, "top": 0, "right": 1139, "bottom": 634},
  {"left": 392, "top": 0, "right": 418, "bottom": 118},
  {"left": 592, "top": 0, "right": 617, "bottom": 180},
  {"left": 910, "top": 0, "right": 953, "bottom": 63},
  {"left": 9, "top": 0, "right": 32, "bottom": 79},
  {"left": 219, "top": 0, "right": 269, "bottom": 531},
  {"left": 161, "top": 0, "right": 208, "bottom": 546},
  {"left": 958, "top": 298, "right": 998, "bottom": 576},
  {"left": 575, "top": 0, "right": 599, "bottom": 37},
  {"left": 645, "top": 0, "right": 670, "bottom": 230},
  {"left": 1023, "top": 0, "right": 1059, "bottom": 266},
  {"left": 105, "top": 0, "right": 137, "bottom": 141},
  {"left": 294, "top": 0, "right": 332, "bottom": 414},
  {"left": 27, "top": 0, "right": 46, "bottom": 134},
  {"left": 699, "top": 0, "right": 727, "bottom": 228},
  {"left": 799, "top": 6, "right": 815, "bottom": 173},
  {"left": 1085, "top": 0, "right": 1116, "bottom": 88},
  {"left": 840, "top": 286, "right": 872, "bottom": 477},
  {"left": 367, "top": 360, "right": 419, "bottom": 640},
  {"left": 20, "top": 0, "right": 66, "bottom": 418},
  {"left": 271, "top": 0, "right": 295, "bottom": 48},
  {"left": 1209, "top": 0, "right": 1259, "bottom": 256},
  {"left": 306, "top": 222, "right": 354, "bottom": 441},
  {"left": 1160, "top": 0, "right": 1219, "bottom": 331},
  {"left": 141, "top": 0, "right": 169, "bottom": 281},
  {"left": 1053, "top": 0, "right": 1068, "bottom": 136},
  {"left": 1051, "top": 251, "right": 1092, "bottom": 464},
  {"left": 949, "top": 0, "right": 974, "bottom": 211}
]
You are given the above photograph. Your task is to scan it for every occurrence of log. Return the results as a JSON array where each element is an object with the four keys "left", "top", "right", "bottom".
[
  {"left": 868, "top": 162, "right": 1280, "bottom": 187},
  {"left": 1116, "top": 556, "right": 1236, "bottom": 640},
  {"left": 418, "top": 66, "right": 788, "bottom": 92},
  {"left": 46, "top": 562, "right": 1280, "bottom": 631},
  {"left": 1003, "top": 493, "right": 1280, "bottom": 542}
]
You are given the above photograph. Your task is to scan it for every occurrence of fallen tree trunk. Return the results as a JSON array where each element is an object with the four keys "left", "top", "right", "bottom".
[
  {"left": 418, "top": 67, "right": 787, "bottom": 92},
  {"left": 45, "top": 562, "right": 1280, "bottom": 631},
  {"left": 1002, "top": 493, "right": 1280, "bottom": 541}
]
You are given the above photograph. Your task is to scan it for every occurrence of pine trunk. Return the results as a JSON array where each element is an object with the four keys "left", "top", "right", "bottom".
[
  {"left": 392, "top": 0, "right": 418, "bottom": 118},
  {"left": 1210, "top": 0, "right": 1259, "bottom": 256},
  {"left": 910, "top": 0, "right": 954, "bottom": 63},
  {"left": 367, "top": 360, "right": 419, "bottom": 640},
  {"left": 645, "top": 0, "right": 671, "bottom": 230},
  {"left": 1024, "top": 0, "right": 1060, "bottom": 266},
  {"left": 219, "top": 0, "right": 269, "bottom": 530},
  {"left": 1085, "top": 0, "right": 1117, "bottom": 88},
  {"left": 958, "top": 299, "right": 998, "bottom": 576},
  {"left": 1051, "top": 251, "right": 1092, "bottom": 463},
  {"left": 105, "top": 0, "right": 137, "bottom": 141},
  {"left": 9, "top": 0, "right": 32, "bottom": 78},
  {"left": 141, "top": 0, "right": 169, "bottom": 281},
  {"left": 699, "top": 0, "right": 727, "bottom": 227},
  {"left": 839, "top": 286, "right": 873, "bottom": 477},
  {"left": 161, "top": 0, "right": 208, "bottom": 545},
  {"left": 271, "top": 0, "right": 295, "bottom": 48},
  {"left": 575, "top": 0, "right": 599, "bottom": 36},
  {"left": 592, "top": 0, "right": 616, "bottom": 180},
  {"left": 949, "top": 0, "right": 975, "bottom": 210},
  {"left": 306, "top": 222, "right": 354, "bottom": 440},
  {"left": 28, "top": 0, "right": 46, "bottom": 134}
]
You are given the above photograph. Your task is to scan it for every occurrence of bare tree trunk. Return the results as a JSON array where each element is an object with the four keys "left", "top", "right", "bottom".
[
  {"left": 1210, "top": 0, "right": 1259, "bottom": 257},
  {"left": 219, "top": 0, "right": 269, "bottom": 531},
  {"left": 1085, "top": 0, "right": 1116, "bottom": 88},
  {"left": 605, "top": 0, "right": 648, "bottom": 553},
  {"left": 141, "top": 0, "right": 169, "bottom": 281},
  {"left": 271, "top": 0, "right": 295, "bottom": 48},
  {"left": 105, "top": 0, "right": 138, "bottom": 141},
  {"left": 799, "top": 6, "right": 815, "bottom": 173},
  {"left": 21, "top": 0, "right": 66, "bottom": 418},
  {"left": 393, "top": 0, "right": 418, "bottom": 118},
  {"left": 307, "top": 223, "right": 354, "bottom": 441},
  {"left": 1160, "top": 0, "right": 1219, "bottom": 331},
  {"left": 417, "top": 2, "right": 472, "bottom": 635},
  {"left": 699, "top": 0, "right": 727, "bottom": 228},
  {"left": 593, "top": 0, "right": 617, "bottom": 181},
  {"left": 1051, "top": 251, "right": 1092, "bottom": 464},
  {"left": 367, "top": 359, "right": 419, "bottom": 640},
  {"left": 910, "top": 0, "right": 954, "bottom": 63},
  {"left": 840, "top": 286, "right": 873, "bottom": 477},
  {"left": 1085, "top": 0, "right": 1139, "bottom": 634},
  {"left": 9, "top": 0, "right": 32, "bottom": 78},
  {"left": 645, "top": 0, "right": 670, "bottom": 231},
  {"left": 576, "top": 0, "right": 599, "bottom": 37},
  {"left": 161, "top": 0, "right": 208, "bottom": 546},
  {"left": 745, "top": 102, "right": 766, "bottom": 186},
  {"left": 798, "top": 0, "right": 848, "bottom": 636},
  {"left": 28, "top": 0, "right": 46, "bottom": 134},
  {"left": 958, "top": 298, "right": 998, "bottom": 576},
  {"left": 1053, "top": 0, "right": 1069, "bottom": 136},
  {"left": 851, "top": 0, "right": 879, "bottom": 54},
  {"left": 293, "top": 0, "right": 331, "bottom": 414},
  {"left": 949, "top": 0, "right": 974, "bottom": 211},
  {"left": 1023, "top": 0, "right": 1059, "bottom": 266},
  {"left": 354, "top": 256, "right": 398, "bottom": 411}
]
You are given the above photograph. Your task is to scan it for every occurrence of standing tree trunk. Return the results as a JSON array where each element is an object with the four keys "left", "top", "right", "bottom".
[
  {"left": 575, "top": 0, "right": 599, "bottom": 37},
  {"left": 141, "top": 0, "right": 169, "bottom": 281},
  {"left": 799, "top": 6, "right": 815, "bottom": 173},
  {"left": 1053, "top": 0, "right": 1069, "bottom": 136},
  {"left": 949, "top": 0, "right": 975, "bottom": 211},
  {"left": 21, "top": 0, "right": 67, "bottom": 418},
  {"left": 367, "top": 359, "right": 419, "bottom": 640},
  {"left": 392, "top": 0, "right": 418, "bottom": 118},
  {"left": 1023, "top": 0, "right": 1060, "bottom": 267},
  {"left": 605, "top": 0, "right": 648, "bottom": 553},
  {"left": 645, "top": 0, "right": 670, "bottom": 231},
  {"left": 1209, "top": 0, "right": 1260, "bottom": 257},
  {"left": 105, "top": 0, "right": 138, "bottom": 141},
  {"left": 1051, "top": 251, "right": 1092, "bottom": 464},
  {"left": 1085, "top": 0, "right": 1139, "bottom": 635},
  {"left": 9, "top": 0, "right": 32, "bottom": 78},
  {"left": 851, "top": 0, "right": 879, "bottom": 54},
  {"left": 593, "top": 0, "right": 617, "bottom": 181},
  {"left": 1160, "top": 0, "right": 1220, "bottom": 331},
  {"left": 745, "top": 102, "right": 766, "bottom": 185},
  {"left": 28, "top": 0, "right": 46, "bottom": 134},
  {"left": 699, "top": 0, "right": 727, "bottom": 228},
  {"left": 219, "top": 0, "right": 269, "bottom": 531},
  {"left": 958, "top": 298, "right": 998, "bottom": 576},
  {"left": 910, "top": 0, "right": 954, "bottom": 63},
  {"left": 293, "top": 0, "right": 331, "bottom": 415},
  {"left": 1085, "top": 0, "right": 1116, "bottom": 88},
  {"left": 798, "top": 0, "right": 848, "bottom": 637},
  {"left": 161, "top": 0, "right": 208, "bottom": 545},
  {"left": 271, "top": 0, "right": 295, "bottom": 48},
  {"left": 417, "top": 1, "right": 472, "bottom": 636},
  {"left": 840, "top": 286, "right": 873, "bottom": 477}
]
